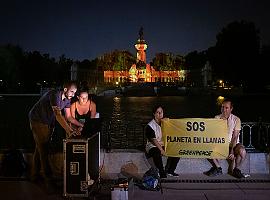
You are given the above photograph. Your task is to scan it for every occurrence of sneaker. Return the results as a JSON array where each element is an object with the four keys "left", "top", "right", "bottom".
[
  {"left": 216, "top": 167, "right": 223, "bottom": 175},
  {"left": 167, "top": 172, "right": 179, "bottom": 177},
  {"left": 205, "top": 167, "right": 222, "bottom": 177},
  {"left": 203, "top": 167, "right": 216, "bottom": 176},
  {"left": 232, "top": 168, "right": 245, "bottom": 179}
]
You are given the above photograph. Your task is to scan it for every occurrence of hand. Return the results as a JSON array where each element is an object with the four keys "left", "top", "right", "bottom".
[
  {"left": 228, "top": 153, "right": 234, "bottom": 160},
  {"left": 71, "top": 128, "right": 81, "bottom": 136},
  {"left": 160, "top": 149, "right": 166, "bottom": 156},
  {"left": 78, "top": 126, "right": 83, "bottom": 132},
  {"left": 67, "top": 128, "right": 81, "bottom": 138}
]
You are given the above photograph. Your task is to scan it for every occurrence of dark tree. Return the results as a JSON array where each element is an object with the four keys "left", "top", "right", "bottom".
[
  {"left": 0, "top": 44, "right": 25, "bottom": 92},
  {"left": 259, "top": 45, "right": 270, "bottom": 87},
  {"left": 209, "top": 20, "right": 261, "bottom": 89},
  {"left": 184, "top": 51, "right": 207, "bottom": 70}
]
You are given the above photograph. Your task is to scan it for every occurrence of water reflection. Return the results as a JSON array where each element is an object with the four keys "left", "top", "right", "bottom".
[
  {"left": 112, "top": 97, "right": 122, "bottom": 123},
  {"left": 0, "top": 95, "right": 270, "bottom": 150}
]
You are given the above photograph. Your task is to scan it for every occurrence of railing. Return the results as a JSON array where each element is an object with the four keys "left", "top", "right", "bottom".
[
  {"left": 0, "top": 118, "right": 269, "bottom": 153},
  {"left": 100, "top": 120, "right": 147, "bottom": 151},
  {"left": 102, "top": 121, "right": 270, "bottom": 153},
  {"left": 240, "top": 122, "right": 270, "bottom": 152}
]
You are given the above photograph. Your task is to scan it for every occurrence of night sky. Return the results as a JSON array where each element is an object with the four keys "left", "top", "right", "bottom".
[{"left": 1, "top": 0, "right": 269, "bottom": 62}]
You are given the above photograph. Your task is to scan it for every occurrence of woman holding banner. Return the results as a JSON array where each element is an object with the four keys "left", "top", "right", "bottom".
[{"left": 145, "top": 105, "right": 180, "bottom": 178}]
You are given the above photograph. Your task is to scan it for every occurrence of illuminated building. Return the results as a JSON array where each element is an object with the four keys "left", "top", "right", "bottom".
[{"left": 103, "top": 28, "right": 187, "bottom": 84}]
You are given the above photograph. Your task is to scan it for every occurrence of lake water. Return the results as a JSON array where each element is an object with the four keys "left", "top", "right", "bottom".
[{"left": 0, "top": 94, "right": 269, "bottom": 150}]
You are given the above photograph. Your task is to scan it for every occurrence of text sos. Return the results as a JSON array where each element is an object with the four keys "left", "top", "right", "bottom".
[{"left": 186, "top": 121, "right": 205, "bottom": 131}]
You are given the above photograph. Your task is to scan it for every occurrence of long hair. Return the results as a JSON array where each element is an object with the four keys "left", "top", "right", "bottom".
[{"left": 152, "top": 104, "right": 164, "bottom": 115}]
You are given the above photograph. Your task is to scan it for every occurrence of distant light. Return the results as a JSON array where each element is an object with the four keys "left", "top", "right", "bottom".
[
  {"left": 116, "top": 81, "right": 119, "bottom": 85},
  {"left": 0, "top": 80, "right": 2, "bottom": 82},
  {"left": 216, "top": 96, "right": 225, "bottom": 106},
  {"left": 219, "top": 80, "right": 224, "bottom": 87}
]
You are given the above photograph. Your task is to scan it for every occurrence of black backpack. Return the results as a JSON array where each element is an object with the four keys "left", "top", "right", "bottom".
[{"left": 0, "top": 149, "right": 27, "bottom": 177}]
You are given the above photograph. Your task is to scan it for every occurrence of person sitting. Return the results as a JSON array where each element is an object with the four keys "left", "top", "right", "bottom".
[
  {"left": 145, "top": 105, "right": 180, "bottom": 178},
  {"left": 204, "top": 98, "right": 247, "bottom": 178}
]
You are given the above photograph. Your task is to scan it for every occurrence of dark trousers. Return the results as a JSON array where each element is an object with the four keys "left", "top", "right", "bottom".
[
  {"left": 148, "top": 147, "right": 180, "bottom": 176},
  {"left": 165, "top": 156, "right": 180, "bottom": 173}
]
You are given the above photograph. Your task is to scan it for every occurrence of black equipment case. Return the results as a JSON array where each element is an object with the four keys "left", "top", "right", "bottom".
[{"left": 63, "top": 133, "right": 100, "bottom": 198}]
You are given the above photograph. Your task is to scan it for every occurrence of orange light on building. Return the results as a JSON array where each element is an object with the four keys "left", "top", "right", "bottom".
[{"left": 103, "top": 28, "right": 188, "bottom": 84}]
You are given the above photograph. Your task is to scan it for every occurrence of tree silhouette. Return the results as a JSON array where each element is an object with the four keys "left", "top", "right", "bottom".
[
  {"left": 0, "top": 44, "right": 24, "bottom": 92},
  {"left": 209, "top": 20, "right": 261, "bottom": 89}
]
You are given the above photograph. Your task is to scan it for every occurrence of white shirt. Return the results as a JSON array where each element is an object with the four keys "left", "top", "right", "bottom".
[
  {"left": 215, "top": 113, "right": 241, "bottom": 145},
  {"left": 145, "top": 119, "right": 164, "bottom": 153}
]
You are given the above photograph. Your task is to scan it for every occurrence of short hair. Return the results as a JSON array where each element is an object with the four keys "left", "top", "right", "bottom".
[
  {"left": 222, "top": 98, "right": 233, "bottom": 108},
  {"left": 63, "top": 80, "right": 77, "bottom": 89}
]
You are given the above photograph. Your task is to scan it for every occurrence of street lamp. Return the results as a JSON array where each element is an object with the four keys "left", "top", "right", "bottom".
[{"left": 219, "top": 80, "right": 223, "bottom": 87}]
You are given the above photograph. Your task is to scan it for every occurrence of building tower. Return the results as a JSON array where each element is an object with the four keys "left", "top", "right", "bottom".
[
  {"left": 133, "top": 27, "right": 150, "bottom": 82},
  {"left": 135, "top": 27, "right": 148, "bottom": 64}
]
